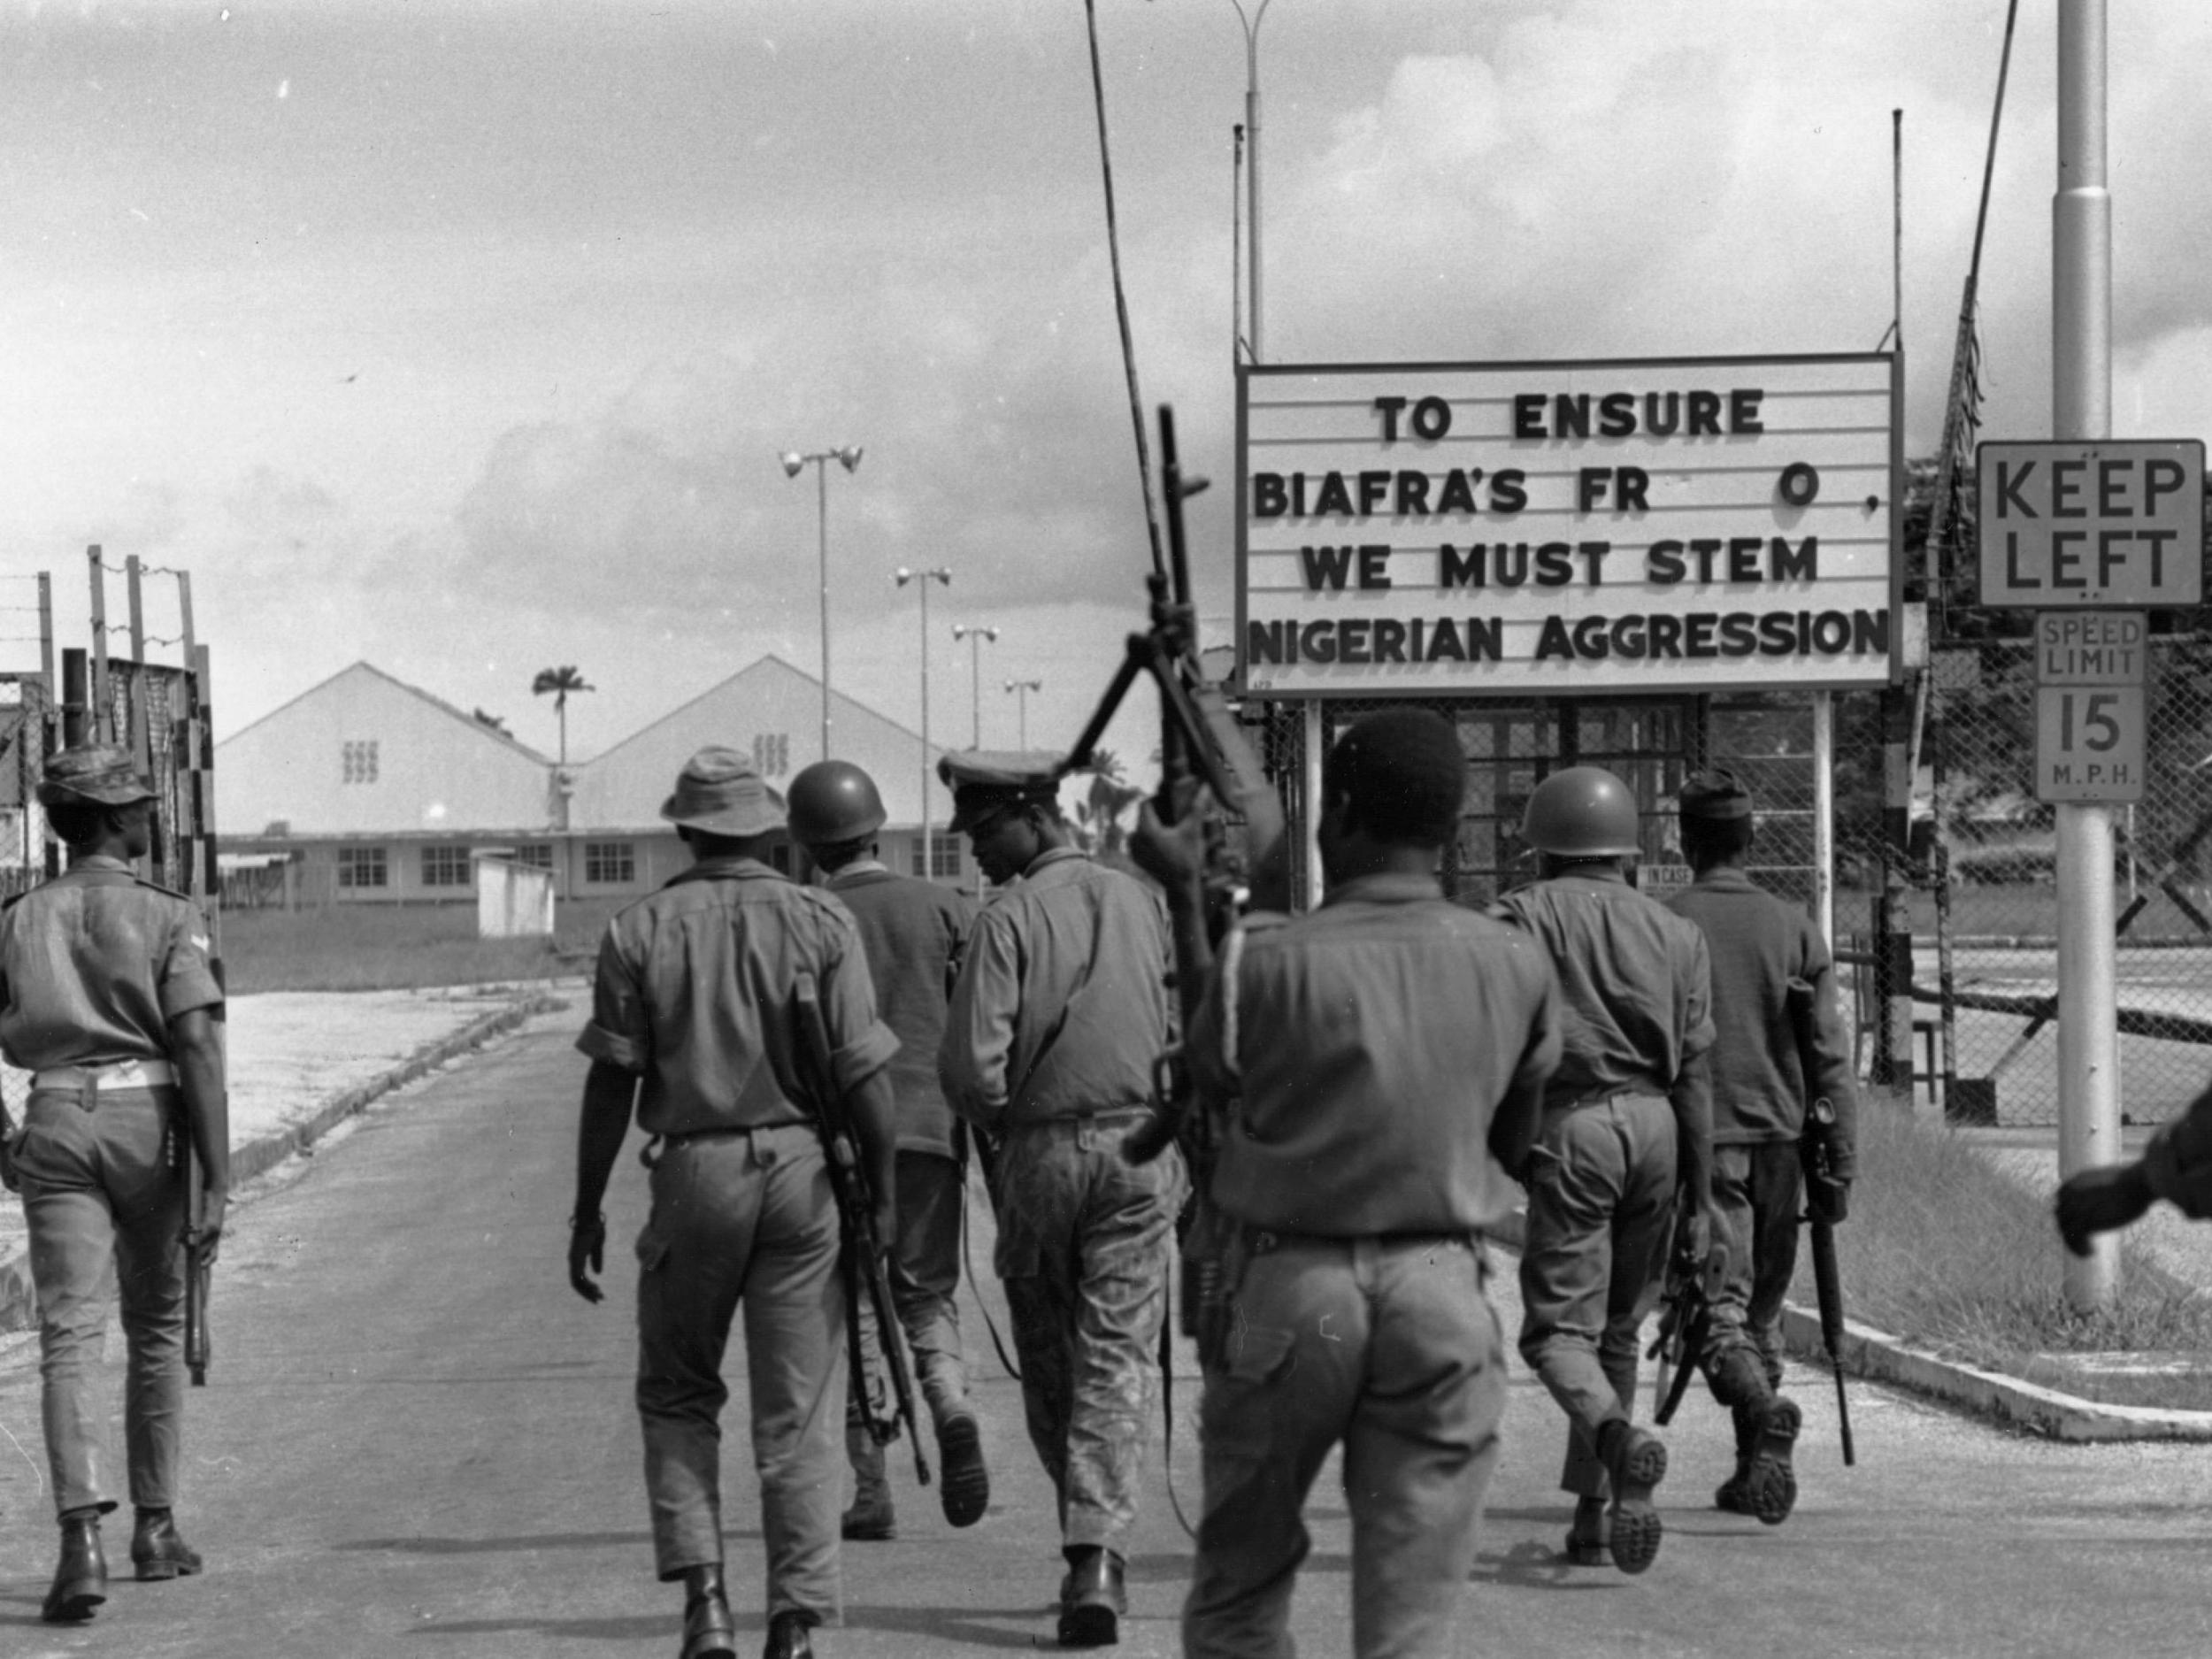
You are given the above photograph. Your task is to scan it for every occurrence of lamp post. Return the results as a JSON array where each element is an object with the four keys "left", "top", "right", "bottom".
[
  {"left": 1004, "top": 677, "right": 1042, "bottom": 749},
  {"left": 950, "top": 624, "right": 1000, "bottom": 749},
  {"left": 780, "top": 443, "right": 864, "bottom": 761},
  {"left": 896, "top": 566, "right": 952, "bottom": 883}
]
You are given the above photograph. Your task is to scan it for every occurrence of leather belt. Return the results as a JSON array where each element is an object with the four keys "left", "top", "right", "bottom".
[{"left": 34, "top": 1059, "right": 176, "bottom": 1092}]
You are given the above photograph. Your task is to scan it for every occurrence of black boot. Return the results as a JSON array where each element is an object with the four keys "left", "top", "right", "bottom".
[
  {"left": 762, "top": 1609, "right": 817, "bottom": 1659},
  {"left": 680, "top": 1564, "right": 737, "bottom": 1659},
  {"left": 1715, "top": 1402, "right": 1758, "bottom": 1514},
  {"left": 42, "top": 1510, "right": 107, "bottom": 1624},
  {"left": 1594, "top": 1419, "right": 1667, "bottom": 1576},
  {"left": 132, "top": 1507, "right": 205, "bottom": 1581},
  {"left": 1057, "top": 1545, "right": 1125, "bottom": 1647}
]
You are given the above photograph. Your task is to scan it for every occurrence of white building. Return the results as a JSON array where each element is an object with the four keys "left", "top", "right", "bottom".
[{"left": 217, "top": 656, "right": 968, "bottom": 902}]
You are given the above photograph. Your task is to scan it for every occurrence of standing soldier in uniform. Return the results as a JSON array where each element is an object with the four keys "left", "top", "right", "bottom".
[
  {"left": 567, "top": 748, "right": 900, "bottom": 1659},
  {"left": 936, "top": 750, "right": 1180, "bottom": 1649},
  {"left": 0, "top": 745, "right": 228, "bottom": 1624},
  {"left": 1493, "top": 764, "right": 1716, "bottom": 1576},
  {"left": 1666, "top": 771, "right": 1857, "bottom": 1523},
  {"left": 1134, "top": 707, "right": 1562, "bottom": 1659},
  {"left": 784, "top": 758, "right": 991, "bottom": 1540}
]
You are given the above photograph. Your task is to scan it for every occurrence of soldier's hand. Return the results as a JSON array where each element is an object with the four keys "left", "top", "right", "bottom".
[
  {"left": 1129, "top": 800, "right": 1207, "bottom": 894},
  {"left": 2055, "top": 1162, "right": 2154, "bottom": 1257},
  {"left": 1808, "top": 1174, "right": 1851, "bottom": 1227},
  {"left": 569, "top": 1210, "right": 608, "bottom": 1303},
  {"left": 1675, "top": 1203, "right": 1711, "bottom": 1268},
  {"left": 184, "top": 1189, "right": 228, "bottom": 1265}
]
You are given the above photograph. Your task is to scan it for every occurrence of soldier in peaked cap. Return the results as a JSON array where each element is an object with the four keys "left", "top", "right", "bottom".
[
  {"left": 0, "top": 745, "right": 228, "bottom": 1623},
  {"left": 1665, "top": 770, "right": 1858, "bottom": 1525},
  {"left": 569, "top": 746, "right": 901, "bottom": 1659},
  {"left": 936, "top": 749, "right": 1182, "bottom": 1647}
]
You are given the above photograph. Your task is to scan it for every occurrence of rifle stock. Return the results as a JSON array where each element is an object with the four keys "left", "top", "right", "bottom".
[
  {"left": 185, "top": 1142, "right": 211, "bottom": 1386},
  {"left": 794, "top": 976, "right": 930, "bottom": 1486},
  {"left": 1802, "top": 1097, "right": 1856, "bottom": 1466}
]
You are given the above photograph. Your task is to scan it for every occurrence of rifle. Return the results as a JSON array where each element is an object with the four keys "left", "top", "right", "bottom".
[
  {"left": 1649, "top": 1224, "right": 1726, "bottom": 1425},
  {"left": 1802, "top": 1096, "right": 1857, "bottom": 1466},
  {"left": 793, "top": 975, "right": 930, "bottom": 1487},
  {"left": 185, "top": 1145, "right": 211, "bottom": 1386},
  {"left": 1074, "top": 404, "right": 1284, "bottom": 1175}
]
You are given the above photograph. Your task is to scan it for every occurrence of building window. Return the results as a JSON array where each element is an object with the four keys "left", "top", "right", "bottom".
[
  {"left": 337, "top": 847, "right": 388, "bottom": 889},
  {"left": 341, "top": 740, "right": 380, "bottom": 784},
  {"left": 910, "top": 833, "right": 962, "bottom": 879},
  {"left": 513, "top": 843, "right": 553, "bottom": 870},
  {"left": 585, "top": 841, "right": 635, "bottom": 885},
  {"left": 421, "top": 846, "right": 472, "bottom": 888},
  {"left": 752, "top": 733, "right": 791, "bottom": 778}
]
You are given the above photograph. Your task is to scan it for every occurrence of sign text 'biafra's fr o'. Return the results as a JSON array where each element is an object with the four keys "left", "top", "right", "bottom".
[{"left": 1234, "top": 355, "right": 1901, "bottom": 698}]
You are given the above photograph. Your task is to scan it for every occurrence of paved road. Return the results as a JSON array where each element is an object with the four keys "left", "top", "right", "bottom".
[{"left": 3, "top": 1012, "right": 2208, "bottom": 1657}]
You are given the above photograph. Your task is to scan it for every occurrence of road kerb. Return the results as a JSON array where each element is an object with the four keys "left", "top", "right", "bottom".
[
  {"left": 0, "top": 989, "right": 567, "bottom": 1334},
  {"left": 1479, "top": 1208, "right": 2212, "bottom": 1445}
]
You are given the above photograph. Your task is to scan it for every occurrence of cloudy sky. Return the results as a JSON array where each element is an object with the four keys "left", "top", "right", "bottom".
[{"left": 5, "top": 0, "right": 2210, "bottom": 772}]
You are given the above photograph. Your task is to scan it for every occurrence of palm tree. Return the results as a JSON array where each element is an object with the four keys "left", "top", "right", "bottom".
[
  {"left": 531, "top": 666, "right": 594, "bottom": 765},
  {"left": 1073, "top": 749, "right": 1144, "bottom": 858}
]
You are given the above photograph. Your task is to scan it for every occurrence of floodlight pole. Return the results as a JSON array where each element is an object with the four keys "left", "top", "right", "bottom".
[
  {"left": 897, "top": 566, "right": 952, "bottom": 883},
  {"left": 952, "top": 624, "right": 1000, "bottom": 749},
  {"left": 782, "top": 445, "right": 863, "bottom": 762},
  {"left": 1006, "top": 677, "right": 1042, "bottom": 749},
  {"left": 2054, "top": 0, "right": 2119, "bottom": 1310}
]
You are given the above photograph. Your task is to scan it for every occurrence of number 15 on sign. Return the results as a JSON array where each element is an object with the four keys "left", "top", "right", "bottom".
[{"left": 2034, "top": 685, "right": 2145, "bottom": 803}]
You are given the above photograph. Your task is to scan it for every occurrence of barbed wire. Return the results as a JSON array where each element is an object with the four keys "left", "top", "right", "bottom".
[{"left": 91, "top": 557, "right": 188, "bottom": 579}]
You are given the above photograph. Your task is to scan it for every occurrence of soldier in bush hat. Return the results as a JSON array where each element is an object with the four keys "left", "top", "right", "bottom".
[
  {"left": 1492, "top": 764, "right": 1715, "bottom": 1575},
  {"left": 0, "top": 744, "right": 228, "bottom": 1622},
  {"left": 1666, "top": 769, "right": 1857, "bottom": 1525},
  {"left": 785, "top": 759, "right": 990, "bottom": 1540},
  {"left": 936, "top": 746, "right": 1181, "bottom": 1647},
  {"left": 569, "top": 745, "right": 901, "bottom": 1659}
]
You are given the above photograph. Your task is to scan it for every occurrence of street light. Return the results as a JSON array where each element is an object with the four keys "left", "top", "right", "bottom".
[
  {"left": 896, "top": 566, "right": 952, "bottom": 883},
  {"left": 950, "top": 624, "right": 1001, "bottom": 749},
  {"left": 1004, "top": 677, "right": 1043, "bottom": 750},
  {"left": 780, "top": 443, "right": 864, "bottom": 761}
]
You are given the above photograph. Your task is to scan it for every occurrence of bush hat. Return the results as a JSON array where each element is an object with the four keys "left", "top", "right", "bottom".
[
  {"left": 939, "top": 749, "right": 1064, "bottom": 833},
  {"left": 661, "top": 746, "right": 787, "bottom": 837},
  {"left": 36, "top": 745, "right": 158, "bottom": 809}
]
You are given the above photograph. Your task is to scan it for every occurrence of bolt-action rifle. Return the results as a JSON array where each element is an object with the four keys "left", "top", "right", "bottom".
[
  {"left": 794, "top": 975, "right": 929, "bottom": 1487},
  {"left": 1649, "top": 1225, "right": 1726, "bottom": 1425},
  {"left": 1802, "top": 1096, "right": 1856, "bottom": 1466},
  {"left": 185, "top": 1146, "right": 211, "bottom": 1385}
]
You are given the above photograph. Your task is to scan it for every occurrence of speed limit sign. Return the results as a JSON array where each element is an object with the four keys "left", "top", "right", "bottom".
[{"left": 2034, "top": 683, "right": 2145, "bottom": 803}]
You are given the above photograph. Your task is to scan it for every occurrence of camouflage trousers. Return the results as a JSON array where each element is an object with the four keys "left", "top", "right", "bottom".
[
  {"left": 1699, "top": 1140, "right": 1802, "bottom": 1390},
  {"left": 989, "top": 1109, "right": 1183, "bottom": 1556}
]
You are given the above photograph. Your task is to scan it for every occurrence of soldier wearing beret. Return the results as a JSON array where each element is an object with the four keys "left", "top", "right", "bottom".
[
  {"left": 935, "top": 749, "right": 1181, "bottom": 1648},
  {"left": 0, "top": 745, "right": 228, "bottom": 1623},
  {"left": 569, "top": 747, "right": 901, "bottom": 1659},
  {"left": 1493, "top": 764, "right": 1715, "bottom": 1576},
  {"left": 1667, "top": 770, "right": 1857, "bottom": 1523}
]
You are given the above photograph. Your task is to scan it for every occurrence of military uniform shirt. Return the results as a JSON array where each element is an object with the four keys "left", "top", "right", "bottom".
[
  {"left": 1192, "top": 872, "right": 1562, "bottom": 1237},
  {"left": 826, "top": 862, "right": 975, "bottom": 1159},
  {"left": 1491, "top": 871, "right": 1715, "bottom": 1110},
  {"left": 1667, "top": 866, "right": 1859, "bottom": 1147},
  {"left": 0, "top": 856, "right": 222, "bottom": 1071},
  {"left": 579, "top": 857, "right": 898, "bottom": 1136},
  {"left": 938, "top": 847, "right": 1171, "bottom": 1128}
]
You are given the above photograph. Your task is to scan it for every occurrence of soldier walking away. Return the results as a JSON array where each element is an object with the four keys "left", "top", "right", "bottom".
[
  {"left": 1492, "top": 764, "right": 1716, "bottom": 1576},
  {"left": 568, "top": 747, "right": 900, "bottom": 1659},
  {"left": 936, "top": 750, "right": 1182, "bottom": 1648},
  {"left": 785, "top": 758, "right": 991, "bottom": 1540},
  {"left": 0, "top": 745, "right": 229, "bottom": 1624},
  {"left": 1135, "top": 708, "right": 1561, "bottom": 1659},
  {"left": 1666, "top": 771, "right": 1857, "bottom": 1524},
  {"left": 2058, "top": 1077, "right": 2212, "bottom": 1252}
]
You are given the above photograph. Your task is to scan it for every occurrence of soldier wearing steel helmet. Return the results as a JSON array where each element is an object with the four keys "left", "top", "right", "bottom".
[
  {"left": 785, "top": 758, "right": 990, "bottom": 1541},
  {"left": 1490, "top": 764, "right": 1716, "bottom": 1577},
  {"left": 936, "top": 749, "right": 1181, "bottom": 1648},
  {"left": 0, "top": 744, "right": 228, "bottom": 1624},
  {"left": 569, "top": 746, "right": 900, "bottom": 1659}
]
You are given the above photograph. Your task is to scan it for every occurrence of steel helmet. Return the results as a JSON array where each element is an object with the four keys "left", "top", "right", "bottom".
[
  {"left": 785, "top": 760, "right": 887, "bottom": 846},
  {"left": 1521, "top": 765, "right": 1641, "bottom": 857}
]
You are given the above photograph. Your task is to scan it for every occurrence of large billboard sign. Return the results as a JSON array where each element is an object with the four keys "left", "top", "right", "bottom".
[{"left": 1235, "top": 354, "right": 1901, "bottom": 698}]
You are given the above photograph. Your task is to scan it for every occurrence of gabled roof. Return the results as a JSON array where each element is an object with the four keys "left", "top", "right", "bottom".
[
  {"left": 583, "top": 653, "right": 932, "bottom": 764},
  {"left": 219, "top": 661, "right": 550, "bottom": 764}
]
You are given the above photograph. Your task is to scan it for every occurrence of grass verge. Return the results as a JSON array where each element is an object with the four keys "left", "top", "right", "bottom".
[
  {"left": 1803, "top": 1100, "right": 2212, "bottom": 1411},
  {"left": 221, "top": 900, "right": 625, "bottom": 994}
]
